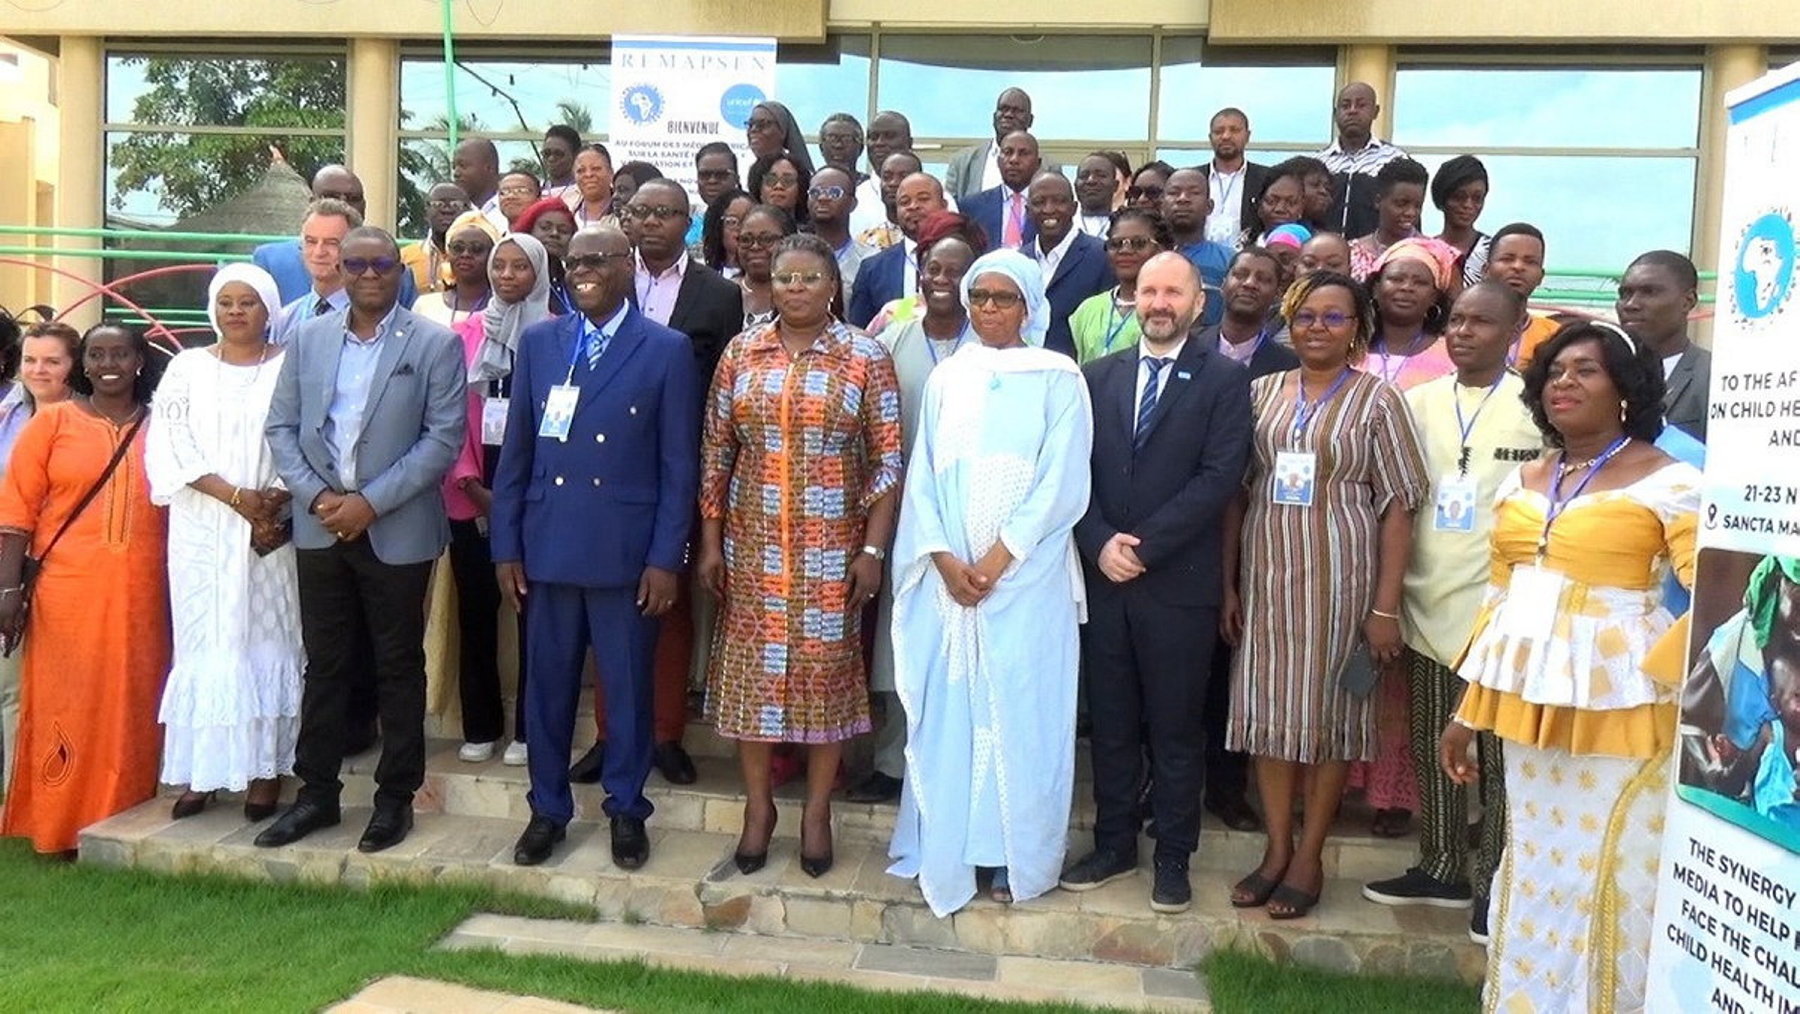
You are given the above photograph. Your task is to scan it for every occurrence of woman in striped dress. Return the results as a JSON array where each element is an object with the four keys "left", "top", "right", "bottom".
[{"left": 1221, "top": 270, "right": 1429, "bottom": 919}]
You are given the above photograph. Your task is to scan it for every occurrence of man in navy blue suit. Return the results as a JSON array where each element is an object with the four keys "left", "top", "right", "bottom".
[
  {"left": 490, "top": 225, "right": 699, "bottom": 870},
  {"left": 961, "top": 131, "right": 1042, "bottom": 256},
  {"left": 1023, "top": 173, "right": 1112, "bottom": 358},
  {"left": 846, "top": 168, "right": 948, "bottom": 328}
]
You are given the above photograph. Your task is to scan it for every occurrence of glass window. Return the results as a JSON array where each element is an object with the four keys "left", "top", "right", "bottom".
[
  {"left": 1394, "top": 66, "right": 1702, "bottom": 150},
  {"left": 105, "top": 129, "right": 342, "bottom": 229},
  {"left": 105, "top": 53, "right": 346, "bottom": 128},
  {"left": 776, "top": 36, "right": 872, "bottom": 139},
  {"left": 399, "top": 56, "right": 612, "bottom": 139},
  {"left": 875, "top": 34, "right": 1152, "bottom": 141},
  {"left": 1156, "top": 41, "right": 1336, "bottom": 147},
  {"left": 395, "top": 138, "right": 543, "bottom": 237}
]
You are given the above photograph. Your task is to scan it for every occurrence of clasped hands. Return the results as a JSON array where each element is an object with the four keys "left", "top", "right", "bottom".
[
  {"left": 230, "top": 486, "right": 292, "bottom": 553},
  {"left": 311, "top": 490, "right": 375, "bottom": 543},
  {"left": 932, "top": 542, "right": 1014, "bottom": 608}
]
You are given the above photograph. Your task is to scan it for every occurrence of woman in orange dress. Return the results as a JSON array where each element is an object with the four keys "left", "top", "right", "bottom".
[{"left": 0, "top": 324, "right": 170, "bottom": 855}]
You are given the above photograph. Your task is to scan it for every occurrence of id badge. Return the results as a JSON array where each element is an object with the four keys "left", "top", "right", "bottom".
[
  {"left": 1433, "top": 474, "right": 1479, "bottom": 533},
  {"left": 1272, "top": 451, "right": 1316, "bottom": 506},
  {"left": 538, "top": 384, "right": 579, "bottom": 442},
  {"left": 481, "top": 396, "right": 510, "bottom": 446},
  {"left": 1498, "top": 564, "right": 1565, "bottom": 639}
]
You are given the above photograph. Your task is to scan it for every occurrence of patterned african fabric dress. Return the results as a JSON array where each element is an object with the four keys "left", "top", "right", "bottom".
[
  {"left": 1227, "top": 369, "right": 1429, "bottom": 762},
  {"left": 700, "top": 320, "right": 904, "bottom": 743},
  {"left": 0, "top": 402, "right": 169, "bottom": 853},
  {"left": 1454, "top": 461, "right": 1699, "bottom": 1013}
]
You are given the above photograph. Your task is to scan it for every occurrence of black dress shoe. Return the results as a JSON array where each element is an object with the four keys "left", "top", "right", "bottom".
[
  {"left": 513, "top": 814, "right": 567, "bottom": 866},
  {"left": 253, "top": 800, "right": 341, "bottom": 848},
  {"left": 611, "top": 815, "right": 649, "bottom": 870},
  {"left": 1206, "top": 794, "right": 1263, "bottom": 832},
  {"left": 243, "top": 800, "right": 279, "bottom": 823},
  {"left": 844, "top": 771, "right": 902, "bottom": 804},
  {"left": 653, "top": 741, "right": 697, "bottom": 785},
  {"left": 568, "top": 742, "right": 605, "bottom": 784},
  {"left": 357, "top": 806, "right": 413, "bottom": 853}
]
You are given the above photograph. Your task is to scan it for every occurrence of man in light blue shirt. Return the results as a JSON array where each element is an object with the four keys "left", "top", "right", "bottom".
[{"left": 323, "top": 306, "right": 394, "bottom": 485}]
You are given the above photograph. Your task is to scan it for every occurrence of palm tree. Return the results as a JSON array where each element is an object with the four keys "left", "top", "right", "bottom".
[{"left": 555, "top": 100, "right": 594, "bottom": 136}]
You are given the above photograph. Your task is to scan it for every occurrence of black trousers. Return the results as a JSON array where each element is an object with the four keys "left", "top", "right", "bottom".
[
  {"left": 293, "top": 539, "right": 433, "bottom": 810},
  {"left": 447, "top": 519, "right": 528, "bottom": 744},
  {"left": 1082, "top": 593, "right": 1217, "bottom": 860},
  {"left": 1203, "top": 637, "right": 1250, "bottom": 803}
]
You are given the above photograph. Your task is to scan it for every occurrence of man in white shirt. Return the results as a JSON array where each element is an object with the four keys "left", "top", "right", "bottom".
[
  {"left": 1074, "top": 152, "right": 1120, "bottom": 239},
  {"left": 945, "top": 88, "right": 1061, "bottom": 202},
  {"left": 850, "top": 111, "right": 915, "bottom": 246},
  {"left": 1316, "top": 83, "right": 1410, "bottom": 239},
  {"left": 1200, "top": 108, "right": 1270, "bottom": 248},
  {"left": 1026, "top": 173, "right": 1111, "bottom": 358},
  {"left": 453, "top": 138, "right": 509, "bottom": 234}
]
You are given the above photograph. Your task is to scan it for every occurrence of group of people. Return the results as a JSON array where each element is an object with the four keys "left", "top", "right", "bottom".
[{"left": 0, "top": 78, "right": 1718, "bottom": 1012}]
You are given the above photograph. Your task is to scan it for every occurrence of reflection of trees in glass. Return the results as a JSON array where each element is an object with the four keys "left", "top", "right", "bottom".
[
  {"left": 109, "top": 56, "right": 346, "bottom": 219},
  {"left": 394, "top": 98, "right": 591, "bottom": 236}
]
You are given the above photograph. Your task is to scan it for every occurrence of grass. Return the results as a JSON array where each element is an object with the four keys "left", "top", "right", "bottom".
[{"left": 1201, "top": 948, "right": 1481, "bottom": 1014}]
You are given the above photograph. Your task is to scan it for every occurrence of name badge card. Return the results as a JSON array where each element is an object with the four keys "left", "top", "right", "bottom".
[
  {"left": 539, "top": 384, "right": 579, "bottom": 442},
  {"left": 481, "top": 397, "right": 510, "bottom": 446},
  {"left": 1498, "top": 564, "right": 1566, "bottom": 639},
  {"left": 1433, "top": 474, "right": 1479, "bottom": 533},
  {"left": 1273, "top": 451, "right": 1316, "bottom": 506}
]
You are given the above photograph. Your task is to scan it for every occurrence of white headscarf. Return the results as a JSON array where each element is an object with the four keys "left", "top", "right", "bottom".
[
  {"left": 959, "top": 249, "right": 1049, "bottom": 348},
  {"left": 472, "top": 233, "right": 552, "bottom": 384},
  {"left": 207, "top": 262, "right": 285, "bottom": 341}
]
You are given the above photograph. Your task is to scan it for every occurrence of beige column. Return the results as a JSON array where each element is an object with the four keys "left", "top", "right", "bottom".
[
  {"left": 1694, "top": 44, "right": 1769, "bottom": 275},
  {"left": 1338, "top": 44, "right": 1397, "bottom": 140},
  {"left": 346, "top": 37, "right": 401, "bottom": 233},
  {"left": 52, "top": 35, "right": 103, "bottom": 327}
]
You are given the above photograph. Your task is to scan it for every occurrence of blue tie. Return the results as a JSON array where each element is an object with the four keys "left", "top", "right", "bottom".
[
  {"left": 1135, "top": 357, "right": 1170, "bottom": 448},
  {"left": 584, "top": 321, "right": 608, "bottom": 370}
]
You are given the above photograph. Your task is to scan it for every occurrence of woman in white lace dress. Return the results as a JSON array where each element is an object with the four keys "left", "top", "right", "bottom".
[{"left": 147, "top": 264, "right": 305, "bottom": 821}]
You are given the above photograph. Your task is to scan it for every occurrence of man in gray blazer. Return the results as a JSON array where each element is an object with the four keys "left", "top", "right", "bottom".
[
  {"left": 945, "top": 87, "right": 1061, "bottom": 202},
  {"left": 1618, "top": 249, "right": 1710, "bottom": 442},
  {"left": 257, "top": 225, "right": 468, "bottom": 854}
]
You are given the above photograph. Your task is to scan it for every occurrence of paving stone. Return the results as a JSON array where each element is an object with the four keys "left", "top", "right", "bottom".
[
  {"left": 996, "top": 955, "right": 1143, "bottom": 993},
  {"left": 878, "top": 903, "right": 960, "bottom": 949},
  {"left": 782, "top": 894, "right": 855, "bottom": 939},
  {"left": 719, "top": 933, "right": 857, "bottom": 967},
  {"left": 854, "top": 943, "right": 997, "bottom": 981},
  {"left": 328, "top": 975, "right": 607, "bottom": 1014},
  {"left": 1141, "top": 966, "right": 1208, "bottom": 1001},
  {"left": 1290, "top": 934, "right": 1360, "bottom": 974},
  {"left": 702, "top": 893, "right": 752, "bottom": 930}
]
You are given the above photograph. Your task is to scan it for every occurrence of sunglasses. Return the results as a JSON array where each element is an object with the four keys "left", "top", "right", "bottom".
[
  {"left": 762, "top": 173, "right": 800, "bottom": 188},
  {"left": 428, "top": 199, "right": 469, "bottom": 210},
  {"left": 342, "top": 256, "right": 401, "bottom": 277},
  {"left": 1126, "top": 185, "right": 1165, "bottom": 201},
  {"left": 448, "top": 241, "right": 492, "bottom": 256},
  {"left": 745, "top": 117, "right": 778, "bottom": 131},
  {"left": 967, "top": 289, "right": 1024, "bottom": 309},
  {"left": 697, "top": 168, "right": 737, "bottom": 181},
  {"left": 498, "top": 186, "right": 538, "bottom": 198},
  {"left": 623, "top": 204, "right": 685, "bottom": 222},
  {"left": 564, "top": 252, "right": 632, "bottom": 271},
  {"left": 1291, "top": 310, "right": 1352, "bottom": 330},
  {"left": 772, "top": 271, "right": 829, "bottom": 286},
  {"left": 1104, "top": 236, "right": 1155, "bottom": 253},
  {"left": 807, "top": 185, "right": 846, "bottom": 200},
  {"left": 737, "top": 233, "right": 784, "bottom": 250}
]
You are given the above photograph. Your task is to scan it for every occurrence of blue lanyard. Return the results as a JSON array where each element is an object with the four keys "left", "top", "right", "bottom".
[
  {"left": 1537, "top": 435, "right": 1630, "bottom": 557},
  {"left": 1452, "top": 375, "right": 1504, "bottom": 475},
  {"left": 563, "top": 315, "right": 604, "bottom": 384},
  {"left": 1221, "top": 325, "right": 1269, "bottom": 363},
  {"left": 1372, "top": 330, "right": 1429, "bottom": 386},
  {"left": 1290, "top": 368, "right": 1353, "bottom": 447},
  {"left": 1102, "top": 292, "right": 1135, "bottom": 353},
  {"left": 923, "top": 322, "right": 971, "bottom": 366}
]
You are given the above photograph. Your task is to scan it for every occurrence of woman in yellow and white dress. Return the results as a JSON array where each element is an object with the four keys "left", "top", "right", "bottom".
[{"left": 1439, "top": 320, "right": 1698, "bottom": 1012}]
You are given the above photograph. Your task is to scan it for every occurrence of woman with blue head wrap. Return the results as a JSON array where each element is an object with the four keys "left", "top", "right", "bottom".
[{"left": 887, "top": 247, "right": 1097, "bottom": 915}]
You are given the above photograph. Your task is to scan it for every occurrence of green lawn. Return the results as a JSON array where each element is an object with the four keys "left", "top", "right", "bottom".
[{"left": 1202, "top": 948, "right": 1481, "bottom": 1014}]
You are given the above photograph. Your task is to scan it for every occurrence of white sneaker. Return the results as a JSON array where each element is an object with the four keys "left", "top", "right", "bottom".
[
  {"left": 458, "top": 741, "right": 497, "bottom": 763},
  {"left": 503, "top": 741, "right": 529, "bottom": 766}
]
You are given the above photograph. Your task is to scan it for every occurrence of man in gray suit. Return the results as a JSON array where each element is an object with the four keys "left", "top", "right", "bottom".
[
  {"left": 1618, "top": 249, "right": 1710, "bottom": 442},
  {"left": 257, "top": 225, "right": 467, "bottom": 853},
  {"left": 945, "top": 87, "right": 1061, "bottom": 202}
]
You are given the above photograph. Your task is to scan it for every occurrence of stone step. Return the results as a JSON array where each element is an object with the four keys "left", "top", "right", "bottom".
[
  {"left": 79, "top": 801, "right": 1482, "bottom": 984},
  {"left": 341, "top": 738, "right": 1422, "bottom": 883}
]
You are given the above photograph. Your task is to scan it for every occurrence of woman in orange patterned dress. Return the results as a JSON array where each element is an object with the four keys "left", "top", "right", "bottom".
[
  {"left": 0, "top": 324, "right": 170, "bottom": 855},
  {"left": 698, "top": 235, "right": 904, "bottom": 879}
]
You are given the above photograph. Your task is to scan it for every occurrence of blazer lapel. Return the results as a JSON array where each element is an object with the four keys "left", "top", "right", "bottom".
[
  {"left": 1115, "top": 353, "right": 1141, "bottom": 443},
  {"left": 1664, "top": 351, "right": 1696, "bottom": 413},
  {"left": 1048, "top": 235, "right": 1094, "bottom": 292},
  {"left": 666, "top": 266, "right": 704, "bottom": 337},
  {"left": 576, "top": 309, "right": 648, "bottom": 411},
  {"left": 1136, "top": 341, "right": 1207, "bottom": 450},
  {"left": 360, "top": 310, "right": 416, "bottom": 423},
  {"left": 311, "top": 326, "right": 346, "bottom": 434}
]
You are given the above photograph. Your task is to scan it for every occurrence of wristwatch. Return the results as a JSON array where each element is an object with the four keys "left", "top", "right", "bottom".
[{"left": 860, "top": 544, "right": 887, "bottom": 561}]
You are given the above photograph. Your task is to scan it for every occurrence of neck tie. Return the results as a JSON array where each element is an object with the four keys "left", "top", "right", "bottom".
[
  {"left": 584, "top": 321, "right": 609, "bottom": 370},
  {"left": 1004, "top": 192, "right": 1024, "bottom": 247},
  {"left": 1135, "top": 357, "right": 1171, "bottom": 449},
  {"left": 313, "top": 296, "right": 332, "bottom": 318}
]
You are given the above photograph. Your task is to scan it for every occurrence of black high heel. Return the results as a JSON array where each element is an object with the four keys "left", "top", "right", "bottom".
[
  {"left": 799, "top": 808, "right": 833, "bottom": 879},
  {"left": 171, "top": 791, "right": 214, "bottom": 820},
  {"left": 244, "top": 778, "right": 281, "bottom": 822},
  {"left": 734, "top": 802, "right": 777, "bottom": 875}
]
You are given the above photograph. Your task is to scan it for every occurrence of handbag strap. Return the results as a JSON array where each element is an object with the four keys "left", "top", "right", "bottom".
[{"left": 34, "top": 412, "right": 145, "bottom": 568}]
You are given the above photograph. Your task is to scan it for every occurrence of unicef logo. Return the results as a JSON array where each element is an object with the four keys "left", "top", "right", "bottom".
[
  {"left": 1732, "top": 210, "right": 1796, "bottom": 325},
  {"left": 719, "top": 84, "right": 766, "bottom": 130},
  {"left": 620, "top": 84, "right": 664, "bottom": 125}
]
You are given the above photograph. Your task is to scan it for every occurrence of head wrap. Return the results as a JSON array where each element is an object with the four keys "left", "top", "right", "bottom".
[
  {"left": 960, "top": 249, "right": 1050, "bottom": 347},
  {"left": 1266, "top": 223, "right": 1313, "bottom": 250},
  {"left": 1374, "top": 235, "right": 1460, "bottom": 292},
  {"left": 1745, "top": 556, "right": 1800, "bottom": 650},
  {"left": 751, "top": 101, "right": 817, "bottom": 176},
  {"left": 207, "top": 262, "right": 285, "bottom": 341},
  {"left": 471, "top": 233, "right": 551, "bottom": 385},
  {"left": 447, "top": 209, "right": 502, "bottom": 244},
  {"left": 512, "top": 197, "right": 576, "bottom": 238}
]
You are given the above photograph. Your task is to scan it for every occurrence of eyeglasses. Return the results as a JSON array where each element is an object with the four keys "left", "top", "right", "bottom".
[
  {"left": 807, "top": 185, "right": 846, "bottom": 200},
  {"left": 967, "top": 289, "right": 1024, "bottom": 309},
  {"left": 736, "top": 233, "right": 783, "bottom": 250},
  {"left": 772, "top": 271, "right": 829, "bottom": 286},
  {"left": 498, "top": 186, "right": 538, "bottom": 197},
  {"left": 342, "top": 256, "right": 401, "bottom": 277},
  {"left": 563, "top": 252, "right": 632, "bottom": 271},
  {"left": 697, "top": 168, "right": 736, "bottom": 181},
  {"left": 721, "top": 215, "right": 743, "bottom": 229},
  {"left": 428, "top": 199, "right": 469, "bottom": 210},
  {"left": 762, "top": 173, "right": 800, "bottom": 188},
  {"left": 1291, "top": 310, "right": 1352, "bottom": 331},
  {"left": 623, "top": 204, "right": 685, "bottom": 222},
  {"left": 1104, "top": 236, "right": 1155, "bottom": 253},
  {"left": 1126, "top": 185, "right": 1164, "bottom": 201},
  {"left": 745, "top": 117, "right": 778, "bottom": 132},
  {"left": 447, "top": 242, "right": 493, "bottom": 256}
]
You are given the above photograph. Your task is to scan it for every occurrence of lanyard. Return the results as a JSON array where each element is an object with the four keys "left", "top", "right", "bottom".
[
  {"left": 1537, "top": 435, "right": 1630, "bottom": 558},
  {"left": 1220, "top": 325, "right": 1268, "bottom": 364},
  {"left": 1452, "top": 375, "right": 1504, "bottom": 475},
  {"left": 923, "top": 322, "right": 971, "bottom": 366},
  {"left": 1290, "top": 368, "right": 1353, "bottom": 447},
  {"left": 1102, "top": 291, "right": 1136, "bottom": 353},
  {"left": 563, "top": 315, "right": 604, "bottom": 385},
  {"left": 1211, "top": 166, "right": 1241, "bottom": 220},
  {"left": 1372, "top": 331, "right": 1428, "bottom": 386}
]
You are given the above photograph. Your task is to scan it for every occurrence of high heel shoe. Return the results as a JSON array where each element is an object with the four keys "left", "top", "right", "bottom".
[
  {"left": 733, "top": 802, "right": 777, "bottom": 875},
  {"left": 171, "top": 791, "right": 214, "bottom": 820},
  {"left": 244, "top": 778, "right": 281, "bottom": 822},
  {"left": 799, "top": 809, "right": 834, "bottom": 879}
]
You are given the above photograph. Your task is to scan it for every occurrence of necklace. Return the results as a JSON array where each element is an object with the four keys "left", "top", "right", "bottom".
[
  {"left": 1557, "top": 441, "right": 1623, "bottom": 477},
  {"left": 86, "top": 397, "right": 142, "bottom": 427}
]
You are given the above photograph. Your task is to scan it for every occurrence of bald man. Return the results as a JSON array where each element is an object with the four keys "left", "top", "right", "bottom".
[
  {"left": 1025, "top": 173, "right": 1112, "bottom": 358},
  {"left": 453, "top": 138, "right": 507, "bottom": 231},
  {"left": 1315, "top": 82, "right": 1410, "bottom": 238},
  {"left": 847, "top": 170, "right": 950, "bottom": 328},
  {"left": 945, "top": 87, "right": 1063, "bottom": 201},
  {"left": 253, "top": 165, "right": 417, "bottom": 307}
]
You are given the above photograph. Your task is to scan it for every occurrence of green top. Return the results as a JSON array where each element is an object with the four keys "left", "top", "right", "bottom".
[{"left": 1069, "top": 287, "right": 1142, "bottom": 364}]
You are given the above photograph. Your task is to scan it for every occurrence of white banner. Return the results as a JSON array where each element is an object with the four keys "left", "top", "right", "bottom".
[
  {"left": 1647, "top": 60, "right": 1800, "bottom": 1014},
  {"left": 608, "top": 35, "right": 776, "bottom": 210}
]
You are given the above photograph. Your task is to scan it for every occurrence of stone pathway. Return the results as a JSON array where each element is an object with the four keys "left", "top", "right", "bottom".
[
  {"left": 328, "top": 975, "right": 611, "bottom": 1013},
  {"left": 438, "top": 913, "right": 1209, "bottom": 1011}
]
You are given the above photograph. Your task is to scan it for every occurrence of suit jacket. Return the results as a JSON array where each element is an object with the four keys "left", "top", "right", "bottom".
[
  {"left": 1075, "top": 339, "right": 1253, "bottom": 608},
  {"left": 1198, "top": 161, "right": 1270, "bottom": 236},
  {"left": 961, "top": 184, "right": 1039, "bottom": 254},
  {"left": 265, "top": 304, "right": 466, "bottom": 564},
  {"left": 1191, "top": 323, "right": 1301, "bottom": 381},
  {"left": 944, "top": 141, "right": 1062, "bottom": 202},
  {"left": 489, "top": 308, "right": 699, "bottom": 588},
  {"left": 848, "top": 241, "right": 907, "bottom": 329},
  {"left": 254, "top": 240, "right": 418, "bottom": 308},
  {"left": 655, "top": 261, "right": 742, "bottom": 414},
  {"left": 1664, "top": 343, "right": 1712, "bottom": 443},
  {"left": 1023, "top": 232, "right": 1113, "bottom": 359}
]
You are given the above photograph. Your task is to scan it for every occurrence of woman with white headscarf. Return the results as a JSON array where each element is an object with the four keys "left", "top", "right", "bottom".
[
  {"left": 886, "top": 249, "right": 1096, "bottom": 916},
  {"left": 147, "top": 262, "right": 304, "bottom": 821},
  {"left": 444, "top": 232, "right": 552, "bottom": 765}
]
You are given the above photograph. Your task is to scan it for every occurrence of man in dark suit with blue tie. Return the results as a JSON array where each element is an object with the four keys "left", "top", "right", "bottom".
[
  {"left": 846, "top": 165, "right": 945, "bottom": 329},
  {"left": 1060, "top": 252, "right": 1252, "bottom": 914},
  {"left": 491, "top": 226, "right": 699, "bottom": 870},
  {"left": 1022, "top": 173, "right": 1112, "bottom": 358},
  {"left": 960, "top": 131, "right": 1041, "bottom": 257}
]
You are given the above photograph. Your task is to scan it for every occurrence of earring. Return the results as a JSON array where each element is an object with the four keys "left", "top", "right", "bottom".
[{"left": 1619, "top": 402, "right": 1628, "bottom": 423}]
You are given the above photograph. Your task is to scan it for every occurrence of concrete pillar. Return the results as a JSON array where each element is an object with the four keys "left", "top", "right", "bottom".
[
  {"left": 0, "top": 121, "right": 39, "bottom": 312},
  {"left": 347, "top": 38, "right": 401, "bottom": 233},
  {"left": 52, "top": 35, "right": 103, "bottom": 326},
  {"left": 1695, "top": 44, "right": 1768, "bottom": 275},
  {"left": 1339, "top": 44, "right": 1397, "bottom": 141}
]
